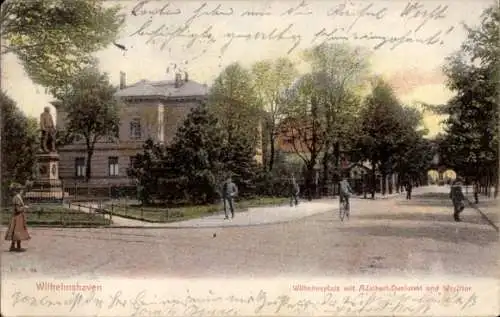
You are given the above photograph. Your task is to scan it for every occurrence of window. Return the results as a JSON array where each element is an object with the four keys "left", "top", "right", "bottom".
[
  {"left": 75, "top": 157, "right": 85, "bottom": 177},
  {"left": 130, "top": 118, "right": 142, "bottom": 140},
  {"left": 108, "top": 157, "right": 119, "bottom": 176},
  {"left": 129, "top": 156, "right": 137, "bottom": 167}
]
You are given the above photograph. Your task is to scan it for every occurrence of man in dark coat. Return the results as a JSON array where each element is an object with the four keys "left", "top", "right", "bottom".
[
  {"left": 222, "top": 176, "right": 238, "bottom": 219},
  {"left": 450, "top": 179, "right": 465, "bottom": 222},
  {"left": 289, "top": 174, "right": 300, "bottom": 207},
  {"left": 473, "top": 180, "right": 479, "bottom": 204},
  {"left": 405, "top": 180, "right": 413, "bottom": 200}
]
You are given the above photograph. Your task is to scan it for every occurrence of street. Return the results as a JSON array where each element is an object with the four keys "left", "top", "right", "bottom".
[{"left": 2, "top": 186, "right": 498, "bottom": 279}]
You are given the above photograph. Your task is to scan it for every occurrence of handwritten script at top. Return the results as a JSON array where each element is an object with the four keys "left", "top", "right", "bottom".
[
  {"left": 127, "top": 0, "right": 456, "bottom": 57},
  {"left": 10, "top": 288, "right": 477, "bottom": 317}
]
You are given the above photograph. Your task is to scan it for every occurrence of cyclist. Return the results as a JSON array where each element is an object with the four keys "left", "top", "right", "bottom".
[{"left": 339, "top": 177, "right": 354, "bottom": 212}]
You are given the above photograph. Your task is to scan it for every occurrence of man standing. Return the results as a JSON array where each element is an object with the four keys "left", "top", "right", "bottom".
[
  {"left": 473, "top": 180, "right": 479, "bottom": 204},
  {"left": 40, "top": 107, "right": 56, "bottom": 152},
  {"left": 222, "top": 176, "right": 238, "bottom": 219},
  {"left": 405, "top": 180, "right": 413, "bottom": 200},
  {"left": 289, "top": 174, "right": 300, "bottom": 207},
  {"left": 450, "top": 178, "right": 466, "bottom": 222}
]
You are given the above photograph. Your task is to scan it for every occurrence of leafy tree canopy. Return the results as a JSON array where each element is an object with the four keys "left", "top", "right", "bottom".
[{"left": 1, "top": 0, "right": 124, "bottom": 98}]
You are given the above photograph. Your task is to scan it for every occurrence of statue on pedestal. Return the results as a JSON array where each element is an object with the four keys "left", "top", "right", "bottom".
[{"left": 40, "top": 107, "right": 56, "bottom": 153}]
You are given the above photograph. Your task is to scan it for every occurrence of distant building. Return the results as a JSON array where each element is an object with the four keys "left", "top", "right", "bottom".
[{"left": 55, "top": 72, "right": 208, "bottom": 189}]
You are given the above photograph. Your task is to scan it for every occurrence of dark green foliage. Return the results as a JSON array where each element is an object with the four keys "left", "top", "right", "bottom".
[
  {"left": 353, "top": 79, "right": 432, "bottom": 195},
  {"left": 1, "top": 92, "right": 38, "bottom": 203},
  {"left": 2, "top": 0, "right": 124, "bottom": 98},
  {"left": 221, "top": 136, "right": 259, "bottom": 198},
  {"left": 127, "top": 138, "right": 166, "bottom": 205},
  {"left": 436, "top": 6, "right": 499, "bottom": 186},
  {"left": 166, "top": 104, "right": 225, "bottom": 204}
]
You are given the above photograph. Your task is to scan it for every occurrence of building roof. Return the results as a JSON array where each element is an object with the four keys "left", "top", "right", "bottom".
[{"left": 114, "top": 78, "right": 208, "bottom": 99}]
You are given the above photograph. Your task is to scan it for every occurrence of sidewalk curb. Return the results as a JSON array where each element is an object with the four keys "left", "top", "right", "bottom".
[
  {"left": 465, "top": 198, "right": 499, "bottom": 232},
  {"left": 16, "top": 208, "right": 339, "bottom": 230},
  {"left": 99, "top": 206, "right": 339, "bottom": 229}
]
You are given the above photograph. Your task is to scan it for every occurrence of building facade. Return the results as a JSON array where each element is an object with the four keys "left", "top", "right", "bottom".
[{"left": 56, "top": 72, "right": 208, "bottom": 189}]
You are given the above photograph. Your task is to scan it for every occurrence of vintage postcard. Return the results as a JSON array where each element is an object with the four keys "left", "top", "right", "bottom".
[{"left": 1, "top": 0, "right": 498, "bottom": 316}]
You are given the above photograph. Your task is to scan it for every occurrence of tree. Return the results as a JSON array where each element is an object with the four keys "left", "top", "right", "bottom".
[
  {"left": 221, "top": 133, "right": 260, "bottom": 197},
  {"left": 282, "top": 73, "right": 326, "bottom": 199},
  {"left": 354, "top": 79, "right": 408, "bottom": 197},
  {"left": 1, "top": 0, "right": 124, "bottom": 98},
  {"left": 1, "top": 92, "right": 38, "bottom": 202},
  {"left": 166, "top": 104, "right": 226, "bottom": 204},
  {"left": 392, "top": 107, "right": 434, "bottom": 186},
  {"left": 251, "top": 57, "right": 298, "bottom": 171},
  {"left": 302, "top": 43, "right": 369, "bottom": 191},
  {"left": 57, "top": 67, "right": 120, "bottom": 181},
  {"left": 209, "top": 63, "right": 261, "bottom": 151},
  {"left": 432, "top": 5, "right": 499, "bottom": 195},
  {"left": 127, "top": 138, "right": 166, "bottom": 205}
]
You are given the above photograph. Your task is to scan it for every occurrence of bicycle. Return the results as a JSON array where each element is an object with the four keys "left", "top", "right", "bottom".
[{"left": 339, "top": 195, "right": 350, "bottom": 221}]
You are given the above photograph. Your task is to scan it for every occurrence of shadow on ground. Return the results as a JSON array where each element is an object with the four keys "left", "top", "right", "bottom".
[{"left": 338, "top": 223, "right": 498, "bottom": 246}]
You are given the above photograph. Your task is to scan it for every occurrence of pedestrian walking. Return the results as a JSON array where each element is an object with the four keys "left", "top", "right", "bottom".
[
  {"left": 473, "top": 180, "right": 479, "bottom": 204},
  {"left": 450, "top": 178, "right": 465, "bottom": 222},
  {"left": 289, "top": 174, "right": 300, "bottom": 207},
  {"left": 222, "top": 176, "right": 238, "bottom": 219},
  {"left": 5, "top": 183, "right": 30, "bottom": 252},
  {"left": 405, "top": 180, "right": 413, "bottom": 200}
]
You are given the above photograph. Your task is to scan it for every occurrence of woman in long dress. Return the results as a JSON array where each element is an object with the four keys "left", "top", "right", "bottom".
[{"left": 4, "top": 183, "right": 30, "bottom": 251}]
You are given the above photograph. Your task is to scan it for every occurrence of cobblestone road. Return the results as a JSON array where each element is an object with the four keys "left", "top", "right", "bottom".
[{"left": 2, "top": 186, "right": 497, "bottom": 279}]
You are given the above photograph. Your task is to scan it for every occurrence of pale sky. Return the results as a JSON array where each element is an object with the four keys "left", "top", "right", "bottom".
[{"left": 1, "top": 0, "right": 494, "bottom": 137}]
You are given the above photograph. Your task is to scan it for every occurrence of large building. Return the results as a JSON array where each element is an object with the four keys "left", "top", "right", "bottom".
[{"left": 56, "top": 72, "right": 208, "bottom": 189}]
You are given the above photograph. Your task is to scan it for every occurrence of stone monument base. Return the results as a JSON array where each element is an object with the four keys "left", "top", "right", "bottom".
[{"left": 25, "top": 151, "right": 66, "bottom": 202}]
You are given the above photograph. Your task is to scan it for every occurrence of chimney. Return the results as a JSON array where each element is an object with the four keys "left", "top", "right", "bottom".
[
  {"left": 184, "top": 71, "right": 189, "bottom": 82},
  {"left": 119, "top": 71, "right": 126, "bottom": 89},
  {"left": 175, "top": 73, "right": 182, "bottom": 88}
]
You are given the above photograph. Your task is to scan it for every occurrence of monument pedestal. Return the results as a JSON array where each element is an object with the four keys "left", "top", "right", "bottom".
[{"left": 25, "top": 152, "right": 67, "bottom": 201}]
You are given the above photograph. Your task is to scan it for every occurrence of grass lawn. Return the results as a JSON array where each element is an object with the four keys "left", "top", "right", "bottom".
[
  {"left": 106, "top": 196, "right": 289, "bottom": 223},
  {"left": 1, "top": 204, "right": 111, "bottom": 227}
]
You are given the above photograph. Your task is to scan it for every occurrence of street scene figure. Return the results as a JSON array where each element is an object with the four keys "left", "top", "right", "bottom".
[
  {"left": 339, "top": 177, "right": 354, "bottom": 211},
  {"left": 40, "top": 107, "right": 56, "bottom": 153},
  {"left": 289, "top": 174, "right": 300, "bottom": 207},
  {"left": 222, "top": 176, "right": 238, "bottom": 219},
  {"left": 473, "top": 180, "right": 480, "bottom": 204},
  {"left": 4, "top": 183, "right": 31, "bottom": 252},
  {"left": 450, "top": 179, "right": 466, "bottom": 222},
  {"left": 405, "top": 180, "right": 413, "bottom": 200}
]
